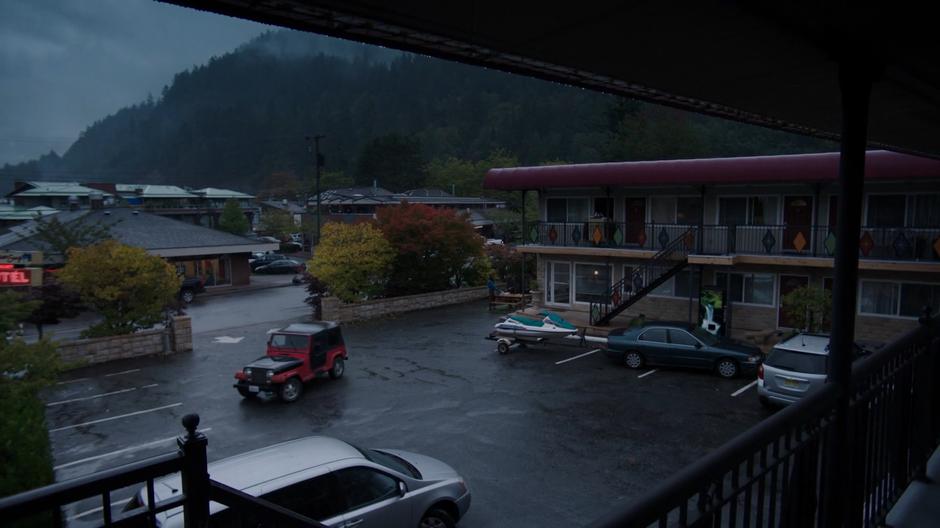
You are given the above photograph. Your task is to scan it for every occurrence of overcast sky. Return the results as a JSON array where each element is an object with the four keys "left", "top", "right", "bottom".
[{"left": 0, "top": 0, "right": 270, "bottom": 166}]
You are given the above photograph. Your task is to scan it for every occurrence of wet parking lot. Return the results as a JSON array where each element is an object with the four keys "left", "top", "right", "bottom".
[{"left": 45, "top": 296, "right": 768, "bottom": 527}]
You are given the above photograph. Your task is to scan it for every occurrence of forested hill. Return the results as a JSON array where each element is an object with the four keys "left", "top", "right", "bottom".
[{"left": 1, "top": 30, "right": 833, "bottom": 194}]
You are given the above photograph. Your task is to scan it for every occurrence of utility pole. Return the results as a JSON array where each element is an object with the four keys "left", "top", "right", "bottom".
[{"left": 306, "top": 135, "right": 325, "bottom": 244}]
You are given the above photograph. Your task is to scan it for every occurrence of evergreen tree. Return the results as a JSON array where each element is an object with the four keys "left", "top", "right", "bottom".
[{"left": 218, "top": 199, "right": 250, "bottom": 235}]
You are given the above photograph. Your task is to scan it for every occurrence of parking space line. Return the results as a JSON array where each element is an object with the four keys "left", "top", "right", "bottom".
[
  {"left": 68, "top": 498, "right": 132, "bottom": 521},
  {"left": 637, "top": 369, "right": 658, "bottom": 379},
  {"left": 141, "top": 383, "right": 159, "bottom": 389},
  {"left": 105, "top": 369, "right": 140, "bottom": 377},
  {"left": 47, "top": 387, "right": 137, "bottom": 407},
  {"left": 54, "top": 428, "right": 212, "bottom": 470},
  {"left": 555, "top": 348, "right": 600, "bottom": 365},
  {"left": 56, "top": 377, "right": 90, "bottom": 385},
  {"left": 49, "top": 403, "right": 182, "bottom": 432},
  {"left": 731, "top": 380, "right": 758, "bottom": 397}
]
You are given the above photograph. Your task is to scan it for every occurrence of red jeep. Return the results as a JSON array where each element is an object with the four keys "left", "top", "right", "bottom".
[{"left": 233, "top": 322, "right": 348, "bottom": 402}]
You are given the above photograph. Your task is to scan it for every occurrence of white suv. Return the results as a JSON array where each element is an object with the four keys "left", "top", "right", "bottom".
[{"left": 757, "top": 333, "right": 869, "bottom": 408}]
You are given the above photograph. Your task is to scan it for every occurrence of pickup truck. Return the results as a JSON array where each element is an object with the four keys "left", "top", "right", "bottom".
[{"left": 179, "top": 277, "right": 205, "bottom": 303}]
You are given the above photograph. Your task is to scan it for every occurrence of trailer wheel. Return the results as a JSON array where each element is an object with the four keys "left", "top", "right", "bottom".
[{"left": 497, "top": 341, "right": 511, "bottom": 355}]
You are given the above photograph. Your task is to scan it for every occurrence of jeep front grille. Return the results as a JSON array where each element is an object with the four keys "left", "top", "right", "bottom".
[{"left": 251, "top": 369, "right": 269, "bottom": 385}]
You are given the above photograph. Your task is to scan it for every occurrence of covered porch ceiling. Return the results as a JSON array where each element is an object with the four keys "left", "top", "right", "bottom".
[{"left": 164, "top": 1, "right": 940, "bottom": 158}]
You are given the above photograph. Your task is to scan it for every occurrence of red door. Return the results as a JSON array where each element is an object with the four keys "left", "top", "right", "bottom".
[
  {"left": 783, "top": 196, "right": 813, "bottom": 252},
  {"left": 625, "top": 198, "right": 646, "bottom": 245},
  {"left": 778, "top": 275, "right": 810, "bottom": 328}
]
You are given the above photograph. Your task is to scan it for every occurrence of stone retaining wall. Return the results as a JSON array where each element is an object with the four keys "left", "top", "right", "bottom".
[
  {"left": 321, "top": 286, "right": 488, "bottom": 322},
  {"left": 57, "top": 316, "right": 193, "bottom": 367}
]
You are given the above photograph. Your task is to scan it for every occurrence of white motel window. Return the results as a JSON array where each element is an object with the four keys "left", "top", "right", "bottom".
[
  {"left": 547, "top": 261, "right": 571, "bottom": 304},
  {"left": 860, "top": 281, "right": 940, "bottom": 317},
  {"left": 716, "top": 272, "right": 775, "bottom": 306},
  {"left": 574, "top": 263, "right": 610, "bottom": 303}
]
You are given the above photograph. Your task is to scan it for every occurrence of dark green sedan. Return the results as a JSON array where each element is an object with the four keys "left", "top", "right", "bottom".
[{"left": 603, "top": 322, "right": 762, "bottom": 378}]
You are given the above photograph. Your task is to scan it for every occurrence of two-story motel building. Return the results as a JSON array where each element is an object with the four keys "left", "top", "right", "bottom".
[{"left": 484, "top": 150, "right": 940, "bottom": 343}]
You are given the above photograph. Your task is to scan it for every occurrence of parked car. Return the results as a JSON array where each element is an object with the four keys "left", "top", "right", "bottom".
[
  {"left": 179, "top": 277, "right": 205, "bottom": 303},
  {"left": 254, "top": 259, "right": 305, "bottom": 274},
  {"left": 757, "top": 333, "right": 870, "bottom": 408},
  {"left": 234, "top": 322, "right": 347, "bottom": 402},
  {"left": 250, "top": 253, "right": 290, "bottom": 271},
  {"left": 280, "top": 240, "right": 304, "bottom": 253},
  {"left": 125, "top": 435, "right": 471, "bottom": 528},
  {"left": 604, "top": 321, "right": 763, "bottom": 378}
]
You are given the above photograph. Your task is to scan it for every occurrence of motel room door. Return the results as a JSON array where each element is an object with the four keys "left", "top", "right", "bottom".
[
  {"left": 783, "top": 196, "right": 813, "bottom": 252},
  {"left": 778, "top": 275, "right": 810, "bottom": 328},
  {"left": 625, "top": 198, "right": 646, "bottom": 246}
]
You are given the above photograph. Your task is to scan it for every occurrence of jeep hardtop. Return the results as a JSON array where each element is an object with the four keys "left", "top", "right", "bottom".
[{"left": 233, "top": 322, "right": 347, "bottom": 402}]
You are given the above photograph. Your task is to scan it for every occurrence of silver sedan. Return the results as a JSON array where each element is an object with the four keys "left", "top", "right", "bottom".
[{"left": 129, "top": 436, "right": 471, "bottom": 527}]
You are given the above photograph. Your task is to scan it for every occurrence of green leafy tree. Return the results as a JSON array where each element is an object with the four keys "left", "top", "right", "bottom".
[
  {"left": 425, "top": 150, "right": 520, "bottom": 204},
  {"left": 376, "top": 203, "right": 485, "bottom": 295},
  {"left": 782, "top": 285, "right": 833, "bottom": 332},
  {"left": 260, "top": 209, "right": 297, "bottom": 240},
  {"left": 25, "top": 277, "right": 83, "bottom": 338},
  {"left": 0, "top": 291, "right": 61, "bottom": 509},
  {"left": 0, "top": 291, "right": 40, "bottom": 345},
  {"left": 218, "top": 199, "right": 250, "bottom": 235},
  {"left": 308, "top": 222, "right": 395, "bottom": 302},
  {"left": 355, "top": 134, "right": 427, "bottom": 191},
  {"left": 32, "top": 213, "right": 114, "bottom": 262},
  {"left": 59, "top": 240, "right": 181, "bottom": 337}
]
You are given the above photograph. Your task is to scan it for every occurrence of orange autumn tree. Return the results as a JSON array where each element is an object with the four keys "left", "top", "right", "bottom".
[{"left": 376, "top": 202, "right": 488, "bottom": 296}]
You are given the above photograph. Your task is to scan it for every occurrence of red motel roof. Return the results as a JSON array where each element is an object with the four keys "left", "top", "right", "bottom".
[{"left": 483, "top": 150, "right": 940, "bottom": 190}]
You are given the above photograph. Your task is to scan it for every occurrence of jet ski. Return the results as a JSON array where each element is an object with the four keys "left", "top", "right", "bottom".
[{"left": 493, "top": 311, "right": 578, "bottom": 339}]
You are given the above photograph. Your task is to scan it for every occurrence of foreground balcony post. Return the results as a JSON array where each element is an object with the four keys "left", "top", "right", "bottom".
[
  {"left": 178, "top": 414, "right": 210, "bottom": 528},
  {"left": 822, "top": 54, "right": 874, "bottom": 527}
]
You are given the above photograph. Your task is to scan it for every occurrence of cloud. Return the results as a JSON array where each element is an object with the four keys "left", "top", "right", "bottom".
[{"left": 0, "top": 0, "right": 270, "bottom": 165}]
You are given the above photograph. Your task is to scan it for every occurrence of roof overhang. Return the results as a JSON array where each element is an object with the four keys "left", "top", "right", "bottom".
[
  {"left": 162, "top": 1, "right": 940, "bottom": 158},
  {"left": 147, "top": 242, "right": 279, "bottom": 258},
  {"left": 484, "top": 150, "right": 940, "bottom": 190}
]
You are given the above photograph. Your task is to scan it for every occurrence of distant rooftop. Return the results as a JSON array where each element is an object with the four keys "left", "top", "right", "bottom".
[
  {"left": 192, "top": 187, "right": 255, "bottom": 199},
  {"left": 316, "top": 187, "right": 504, "bottom": 207},
  {"left": 115, "top": 184, "right": 197, "bottom": 198},
  {"left": 7, "top": 181, "right": 114, "bottom": 198}
]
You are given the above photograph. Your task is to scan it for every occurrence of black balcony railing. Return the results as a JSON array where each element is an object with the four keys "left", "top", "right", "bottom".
[
  {"left": 526, "top": 221, "right": 940, "bottom": 261},
  {"left": 0, "top": 414, "right": 323, "bottom": 528},
  {"left": 591, "top": 311, "right": 940, "bottom": 527}
]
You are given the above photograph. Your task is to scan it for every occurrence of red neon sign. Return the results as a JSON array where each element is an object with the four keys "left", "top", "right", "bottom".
[{"left": 0, "top": 264, "right": 31, "bottom": 286}]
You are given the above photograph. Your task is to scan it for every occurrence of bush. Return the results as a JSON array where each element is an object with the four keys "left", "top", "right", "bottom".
[
  {"left": 0, "top": 338, "right": 60, "bottom": 512},
  {"left": 308, "top": 223, "right": 395, "bottom": 302},
  {"left": 781, "top": 285, "right": 832, "bottom": 332}
]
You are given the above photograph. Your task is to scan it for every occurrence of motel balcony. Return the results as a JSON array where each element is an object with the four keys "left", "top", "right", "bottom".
[{"left": 523, "top": 221, "right": 940, "bottom": 263}]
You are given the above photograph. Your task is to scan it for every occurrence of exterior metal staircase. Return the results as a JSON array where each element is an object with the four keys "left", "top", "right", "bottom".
[{"left": 589, "top": 228, "right": 695, "bottom": 325}]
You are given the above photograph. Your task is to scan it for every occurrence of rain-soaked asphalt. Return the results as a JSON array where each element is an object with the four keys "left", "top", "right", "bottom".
[{"left": 45, "top": 288, "right": 768, "bottom": 527}]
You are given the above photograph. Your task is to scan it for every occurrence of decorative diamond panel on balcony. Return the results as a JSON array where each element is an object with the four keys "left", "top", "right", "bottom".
[
  {"left": 859, "top": 231, "right": 874, "bottom": 257},
  {"left": 572, "top": 226, "right": 581, "bottom": 244},
  {"left": 637, "top": 229, "right": 647, "bottom": 247},
  {"left": 793, "top": 231, "right": 807, "bottom": 252},
  {"left": 683, "top": 230, "right": 695, "bottom": 250},
  {"left": 824, "top": 231, "right": 837, "bottom": 255},
  {"left": 613, "top": 225, "right": 623, "bottom": 245},
  {"left": 529, "top": 225, "right": 539, "bottom": 243},
  {"left": 548, "top": 225, "right": 558, "bottom": 244},
  {"left": 592, "top": 224, "right": 604, "bottom": 245},
  {"left": 893, "top": 232, "right": 912, "bottom": 258},
  {"left": 762, "top": 229, "right": 776, "bottom": 253},
  {"left": 611, "top": 289, "right": 621, "bottom": 306},
  {"left": 658, "top": 228, "right": 670, "bottom": 248}
]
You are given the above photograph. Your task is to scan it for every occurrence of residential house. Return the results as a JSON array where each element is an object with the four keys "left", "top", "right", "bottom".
[{"left": 484, "top": 150, "right": 940, "bottom": 343}]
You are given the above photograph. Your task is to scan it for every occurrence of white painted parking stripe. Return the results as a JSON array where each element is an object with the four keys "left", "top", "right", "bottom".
[
  {"left": 54, "top": 428, "right": 212, "bottom": 470},
  {"left": 68, "top": 497, "right": 132, "bottom": 521},
  {"left": 56, "top": 377, "right": 89, "bottom": 385},
  {"left": 637, "top": 369, "right": 658, "bottom": 379},
  {"left": 141, "top": 383, "right": 160, "bottom": 389},
  {"left": 555, "top": 348, "right": 600, "bottom": 365},
  {"left": 105, "top": 369, "right": 140, "bottom": 377},
  {"left": 732, "top": 380, "right": 758, "bottom": 397},
  {"left": 47, "top": 387, "right": 137, "bottom": 407},
  {"left": 49, "top": 403, "right": 182, "bottom": 432}
]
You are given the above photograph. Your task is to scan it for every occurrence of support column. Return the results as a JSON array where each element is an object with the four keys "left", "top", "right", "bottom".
[
  {"left": 821, "top": 56, "right": 873, "bottom": 528},
  {"left": 521, "top": 190, "right": 527, "bottom": 294}
]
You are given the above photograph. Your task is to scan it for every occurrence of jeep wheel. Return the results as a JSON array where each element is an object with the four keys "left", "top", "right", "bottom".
[
  {"left": 237, "top": 387, "right": 256, "bottom": 399},
  {"left": 279, "top": 378, "right": 303, "bottom": 403},
  {"left": 329, "top": 357, "right": 345, "bottom": 379},
  {"left": 181, "top": 289, "right": 195, "bottom": 304}
]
